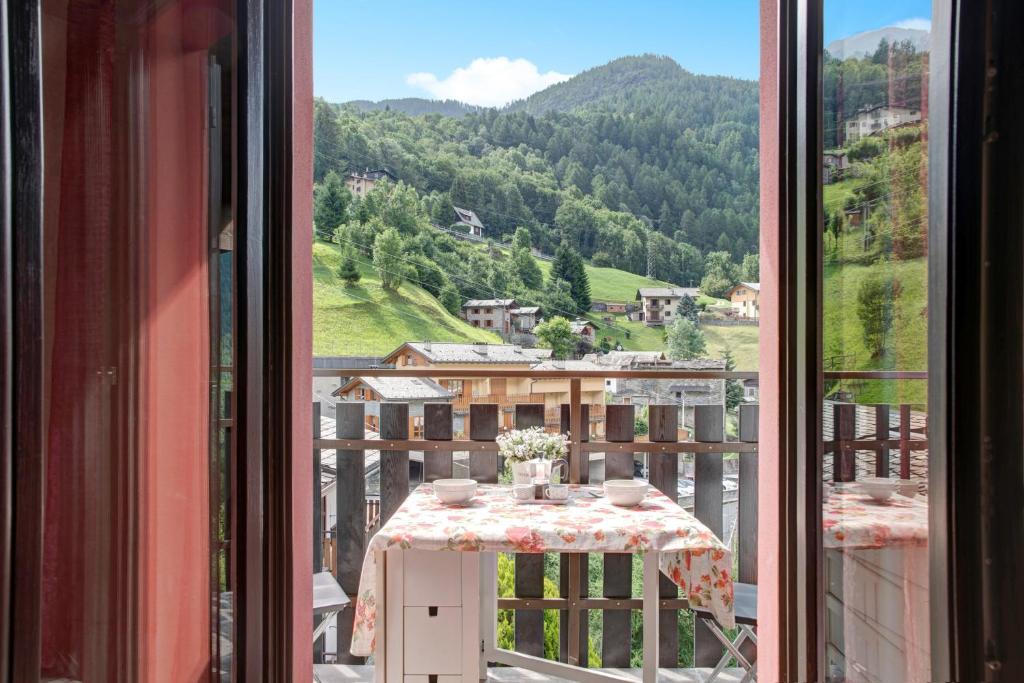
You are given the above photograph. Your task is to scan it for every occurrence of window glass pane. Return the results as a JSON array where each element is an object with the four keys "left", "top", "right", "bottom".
[{"left": 821, "top": 5, "right": 932, "bottom": 682}]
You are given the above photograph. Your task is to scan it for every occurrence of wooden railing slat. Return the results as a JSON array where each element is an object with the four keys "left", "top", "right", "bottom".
[
  {"left": 648, "top": 404, "right": 680, "bottom": 667},
  {"left": 469, "top": 404, "right": 499, "bottom": 483},
  {"left": 379, "top": 403, "right": 409, "bottom": 526},
  {"left": 738, "top": 404, "right": 759, "bottom": 584},
  {"left": 335, "top": 402, "right": 366, "bottom": 663},
  {"left": 602, "top": 404, "right": 635, "bottom": 667},
  {"left": 513, "top": 404, "right": 546, "bottom": 657},
  {"left": 558, "top": 403, "right": 590, "bottom": 665},
  {"left": 874, "top": 404, "right": 891, "bottom": 477},
  {"left": 423, "top": 402, "right": 453, "bottom": 481},
  {"left": 833, "top": 403, "right": 856, "bottom": 482},
  {"left": 737, "top": 403, "right": 759, "bottom": 665},
  {"left": 693, "top": 404, "right": 725, "bottom": 668}
]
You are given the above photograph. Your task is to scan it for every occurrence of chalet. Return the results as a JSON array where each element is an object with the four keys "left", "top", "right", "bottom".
[
  {"left": 634, "top": 287, "right": 700, "bottom": 326},
  {"left": 452, "top": 206, "right": 485, "bottom": 237},
  {"left": 843, "top": 105, "right": 921, "bottom": 143},
  {"left": 462, "top": 299, "right": 518, "bottom": 336},
  {"left": 381, "top": 342, "right": 604, "bottom": 434},
  {"left": 726, "top": 282, "right": 761, "bottom": 319},
  {"left": 334, "top": 376, "right": 453, "bottom": 435},
  {"left": 344, "top": 168, "right": 396, "bottom": 196}
]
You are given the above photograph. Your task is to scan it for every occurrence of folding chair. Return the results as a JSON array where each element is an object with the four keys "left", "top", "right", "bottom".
[{"left": 693, "top": 581, "right": 758, "bottom": 683}]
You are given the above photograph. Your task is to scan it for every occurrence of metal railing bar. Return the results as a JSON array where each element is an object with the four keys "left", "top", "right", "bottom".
[{"left": 497, "top": 597, "right": 693, "bottom": 611}]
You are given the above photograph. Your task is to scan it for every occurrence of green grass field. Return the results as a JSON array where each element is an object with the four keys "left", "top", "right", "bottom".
[
  {"left": 823, "top": 255, "right": 928, "bottom": 405},
  {"left": 536, "top": 259, "right": 676, "bottom": 304},
  {"left": 313, "top": 240, "right": 500, "bottom": 356}
]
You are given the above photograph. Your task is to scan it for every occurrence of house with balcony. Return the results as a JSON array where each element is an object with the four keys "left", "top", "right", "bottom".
[
  {"left": 726, "top": 282, "right": 761, "bottom": 319},
  {"left": 344, "top": 167, "right": 396, "bottom": 195},
  {"left": 381, "top": 342, "right": 606, "bottom": 435},
  {"left": 634, "top": 287, "right": 699, "bottom": 326}
]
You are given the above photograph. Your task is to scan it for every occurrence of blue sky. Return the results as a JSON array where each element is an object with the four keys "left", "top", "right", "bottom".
[{"left": 314, "top": 0, "right": 931, "bottom": 105}]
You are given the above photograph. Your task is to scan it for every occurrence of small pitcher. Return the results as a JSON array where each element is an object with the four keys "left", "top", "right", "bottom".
[{"left": 549, "top": 458, "right": 569, "bottom": 485}]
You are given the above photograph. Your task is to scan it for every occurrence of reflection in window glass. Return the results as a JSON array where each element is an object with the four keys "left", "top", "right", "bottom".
[{"left": 822, "top": 7, "right": 932, "bottom": 683}]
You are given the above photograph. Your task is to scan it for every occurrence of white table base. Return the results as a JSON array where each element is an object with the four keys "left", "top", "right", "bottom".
[{"left": 375, "top": 550, "right": 663, "bottom": 683}]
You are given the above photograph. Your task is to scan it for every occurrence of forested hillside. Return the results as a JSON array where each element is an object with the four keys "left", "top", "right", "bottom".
[{"left": 315, "top": 55, "right": 760, "bottom": 287}]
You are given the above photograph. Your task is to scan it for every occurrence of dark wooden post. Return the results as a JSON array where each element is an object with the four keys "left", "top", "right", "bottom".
[
  {"left": 833, "top": 403, "right": 857, "bottom": 482},
  {"left": 602, "top": 404, "right": 635, "bottom": 667},
  {"left": 334, "top": 402, "right": 366, "bottom": 663},
  {"left": 513, "top": 404, "right": 546, "bottom": 657},
  {"left": 423, "top": 403, "right": 453, "bottom": 481},
  {"left": 874, "top": 404, "right": 891, "bottom": 477},
  {"left": 313, "top": 401, "right": 323, "bottom": 663},
  {"left": 648, "top": 404, "right": 680, "bottom": 667},
  {"left": 379, "top": 403, "right": 410, "bottom": 525},
  {"left": 694, "top": 404, "right": 725, "bottom": 667},
  {"left": 469, "top": 404, "right": 499, "bottom": 482},
  {"left": 559, "top": 402, "right": 590, "bottom": 665}
]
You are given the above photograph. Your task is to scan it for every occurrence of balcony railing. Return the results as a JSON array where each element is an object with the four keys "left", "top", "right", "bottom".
[{"left": 311, "top": 366, "right": 928, "bottom": 671}]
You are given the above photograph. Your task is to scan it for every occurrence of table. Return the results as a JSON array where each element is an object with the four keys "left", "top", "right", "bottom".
[
  {"left": 822, "top": 488, "right": 929, "bottom": 683},
  {"left": 350, "top": 483, "right": 735, "bottom": 682}
]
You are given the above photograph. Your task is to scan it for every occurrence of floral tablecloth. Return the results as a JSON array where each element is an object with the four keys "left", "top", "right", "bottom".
[
  {"left": 822, "top": 487, "right": 929, "bottom": 549},
  {"left": 350, "top": 483, "right": 735, "bottom": 656}
]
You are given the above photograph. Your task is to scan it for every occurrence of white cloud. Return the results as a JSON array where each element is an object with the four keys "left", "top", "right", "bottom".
[
  {"left": 893, "top": 17, "right": 931, "bottom": 31},
  {"left": 406, "top": 57, "right": 572, "bottom": 107}
]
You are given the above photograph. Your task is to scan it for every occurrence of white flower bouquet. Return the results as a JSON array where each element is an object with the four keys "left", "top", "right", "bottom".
[
  {"left": 496, "top": 427, "right": 568, "bottom": 463},
  {"left": 497, "top": 427, "right": 570, "bottom": 485}
]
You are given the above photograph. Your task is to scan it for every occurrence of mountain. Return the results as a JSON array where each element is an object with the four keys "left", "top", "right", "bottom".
[
  {"left": 826, "top": 26, "right": 930, "bottom": 60},
  {"left": 503, "top": 54, "right": 753, "bottom": 116},
  {"left": 316, "top": 54, "right": 760, "bottom": 285},
  {"left": 344, "top": 97, "right": 482, "bottom": 118}
]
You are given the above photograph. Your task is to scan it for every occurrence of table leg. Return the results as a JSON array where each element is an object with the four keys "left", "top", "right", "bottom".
[
  {"left": 480, "top": 552, "right": 498, "bottom": 681},
  {"left": 642, "top": 552, "right": 660, "bottom": 683}
]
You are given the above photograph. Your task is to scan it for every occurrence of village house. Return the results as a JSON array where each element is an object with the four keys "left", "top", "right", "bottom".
[
  {"left": 634, "top": 287, "right": 699, "bottom": 326},
  {"left": 334, "top": 376, "right": 453, "bottom": 435},
  {"left": 843, "top": 104, "right": 922, "bottom": 143},
  {"left": 344, "top": 168, "right": 396, "bottom": 196},
  {"left": 726, "top": 282, "right": 761, "bottom": 319},
  {"left": 452, "top": 205, "right": 485, "bottom": 237},
  {"left": 583, "top": 351, "right": 727, "bottom": 432},
  {"left": 823, "top": 150, "right": 849, "bottom": 184},
  {"left": 510, "top": 306, "right": 540, "bottom": 333},
  {"left": 569, "top": 318, "right": 597, "bottom": 344},
  {"left": 382, "top": 342, "right": 606, "bottom": 435},
  {"left": 461, "top": 299, "right": 518, "bottom": 336}
]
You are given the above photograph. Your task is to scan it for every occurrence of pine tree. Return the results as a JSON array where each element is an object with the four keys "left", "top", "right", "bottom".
[
  {"left": 313, "top": 171, "right": 350, "bottom": 241},
  {"left": 569, "top": 251, "right": 592, "bottom": 312},
  {"left": 723, "top": 347, "right": 744, "bottom": 411},
  {"left": 338, "top": 248, "right": 361, "bottom": 286}
]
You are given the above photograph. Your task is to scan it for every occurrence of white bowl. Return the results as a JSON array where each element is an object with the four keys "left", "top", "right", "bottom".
[
  {"left": 433, "top": 479, "right": 477, "bottom": 505},
  {"left": 856, "top": 477, "right": 899, "bottom": 502},
  {"left": 604, "top": 479, "right": 648, "bottom": 507}
]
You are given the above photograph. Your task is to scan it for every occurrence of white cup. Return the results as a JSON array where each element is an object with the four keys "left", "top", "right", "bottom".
[
  {"left": 544, "top": 483, "right": 569, "bottom": 501},
  {"left": 513, "top": 484, "right": 534, "bottom": 501}
]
